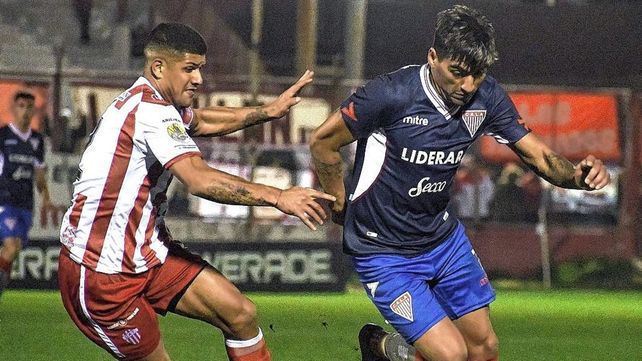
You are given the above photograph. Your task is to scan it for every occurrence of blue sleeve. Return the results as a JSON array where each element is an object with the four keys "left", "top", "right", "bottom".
[
  {"left": 339, "top": 75, "right": 397, "bottom": 139},
  {"left": 484, "top": 84, "right": 530, "bottom": 144}
]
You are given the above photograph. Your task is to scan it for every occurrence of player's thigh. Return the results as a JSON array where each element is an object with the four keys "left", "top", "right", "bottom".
[
  {"left": 432, "top": 233, "right": 495, "bottom": 321},
  {"left": 453, "top": 306, "right": 498, "bottom": 354},
  {"left": 353, "top": 258, "right": 445, "bottom": 343},
  {"left": 58, "top": 250, "right": 164, "bottom": 360},
  {"left": 413, "top": 317, "right": 468, "bottom": 361},
  {"left": 139, "top": 339, "right": 170, "bottom": 361},
  {"left": 173, "top": 266, "right": 257, "bottom": 333}
]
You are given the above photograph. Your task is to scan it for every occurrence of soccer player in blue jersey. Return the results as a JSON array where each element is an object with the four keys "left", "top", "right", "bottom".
[
  {"left": 0, "top": 91, "right": 52, "bottom": 298},
  {"left": 310, "top": 5, "right": 610, "bottom": 361}
]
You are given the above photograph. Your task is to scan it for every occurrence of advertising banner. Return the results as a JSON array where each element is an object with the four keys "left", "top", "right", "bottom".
[
  {"left": 9, "top": 240, "right": 350, "bottom": 292},
  {"left": 481, "top": 92, "right": 620, "bottom": 163}
]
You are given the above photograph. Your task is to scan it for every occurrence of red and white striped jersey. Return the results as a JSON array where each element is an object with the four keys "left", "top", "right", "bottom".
[{"left": 60, "top": 77, "right": 201, "bottom": 274}]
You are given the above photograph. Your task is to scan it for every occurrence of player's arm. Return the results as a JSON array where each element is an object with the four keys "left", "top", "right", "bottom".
[
  {"left": 34, "top": 167, "right": 52, "bottom": 207},
  {"left": 189, "top": 70, "right": 314, "bottom": 137},
  {"left": 309, "top": 110, "right": 356, "bottom": 224},
  {"left": 169, "top": 155, "right": 335, "bottom": 230},
  {"left": 510, "top": 132, "right": 610, "bottom": 190}
]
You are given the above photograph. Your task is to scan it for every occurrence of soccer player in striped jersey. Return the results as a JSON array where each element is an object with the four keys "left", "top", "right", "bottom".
[
  {"left": 0, "top": 91, "right": 52, "bottom": 298},
  {"left": 310, "top": 5, "right": 610, "bottom": 361},
  {"left": 58, "top": 23, "right": 334, "bottom": 361}
]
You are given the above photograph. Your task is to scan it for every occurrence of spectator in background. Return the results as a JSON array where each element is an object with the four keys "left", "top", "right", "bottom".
[
  {"left": 73, "top": 0, "right": 93, "bottom": 44},
  {"left": 490, "top": 162, "right": 528, "bottom": 222},
  {"left": 452, "top": 155, "right": 494, "bottom": 221},
  {"left": 490, "top": 163, "right": 542, "bottom": 223},
  {"left": 0, "top": 92, "right": 52, "bottom": 298}
]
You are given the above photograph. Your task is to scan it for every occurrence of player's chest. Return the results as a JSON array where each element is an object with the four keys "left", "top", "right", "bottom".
[
  {"left": 2, "top": 137, "right": 38, "bottom": 161},
  {"left": 384, "top": 110, "right": 484, "bottom": 152}
]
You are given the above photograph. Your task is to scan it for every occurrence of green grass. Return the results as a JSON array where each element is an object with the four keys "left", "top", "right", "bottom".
[{"left": 1, "top": 289, "right": 641, "bottom": 360}]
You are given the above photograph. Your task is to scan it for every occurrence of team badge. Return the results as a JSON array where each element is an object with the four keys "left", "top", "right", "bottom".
[
  {"left": 166, "top": 123, "right": 189, "bottom": 141},
  {"left": 390, "top": 291, "right": 414, "bottom": 322},
  {"left": 122, "top": 328, "right": 142, "bottom": 345},
  {"left": 461, "top": 110, "right": 486, "bottom": 137}
]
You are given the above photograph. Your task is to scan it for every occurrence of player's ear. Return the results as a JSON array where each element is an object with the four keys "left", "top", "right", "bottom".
[
  {"left": 427, "top": 48, "right": 438, "bottom": 67},
  {"left": 151, "top": 58, "right": 164, "bottom": 80}
]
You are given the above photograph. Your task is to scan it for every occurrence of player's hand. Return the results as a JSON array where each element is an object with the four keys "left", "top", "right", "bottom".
[
  {"left": 264, "top": 70, "right": 314, "bottom": 119},
  {"left": 574, "top": 155, "right": 610, "bottom": 190},
  {"left": 275, "top": 186, "right": 335, "bottom": 230}
]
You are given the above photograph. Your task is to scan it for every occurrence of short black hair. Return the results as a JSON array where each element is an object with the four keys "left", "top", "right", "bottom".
[
  {"left": 144, "top": 23, "right": 207, "bottom": 56},
  {"left": 14, "top": 91, "right": 35, "bottom": 102},
  {"left": 432, "top": 5, "right": 498, "bottom": 75}
]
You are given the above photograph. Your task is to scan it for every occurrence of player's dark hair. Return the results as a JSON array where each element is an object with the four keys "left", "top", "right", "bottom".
[
  {"left": 14, "top": 91, "right": 35, "bottom": 102},
  {"left": 144, "top": 23, "right": 207, "bottom": 56},
  {"left": 432, "top": 5, "right": 498, "bottom": 75}
]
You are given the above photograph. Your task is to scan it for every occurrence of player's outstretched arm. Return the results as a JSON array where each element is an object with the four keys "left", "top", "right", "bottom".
[
  {"left": 310, "top": 110, "right": 356, "bottom": 224},
  {"left": 189, "top": 70, "right": 314, "bottom": 137},
  {"left": 169, "top": 154, "right": 335, "bottom": 230},
  {"left": 511, "top": 132, "right": 611, "bottom": 190}
]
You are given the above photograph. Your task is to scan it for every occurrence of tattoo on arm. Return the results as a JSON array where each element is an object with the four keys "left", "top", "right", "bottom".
[
  {"left": 243, "top": 108, "right": 271, "bottom": 128},
  {"left": 311, "top": 154, "right": 343, "bottom": 180},
  {"left": 199, "top": 183, "right": 272, "bottom": 206},
  {"left": 538, "top": 153, "right": 578, "bottom": 188}
]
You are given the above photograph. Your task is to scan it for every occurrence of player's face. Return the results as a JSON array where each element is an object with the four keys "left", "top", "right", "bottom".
[
  {"left": 428, "top": 48, "right": 486, "bottom": 107},
  {"left": 161, "top": 53, "right": 206, "bottom": 108},
  {"left": 12, "top": 97, "right": 35, "bottom": 127}
]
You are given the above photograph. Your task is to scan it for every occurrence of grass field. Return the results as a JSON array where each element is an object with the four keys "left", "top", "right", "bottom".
[{"left": 1, "top": 289, "right": 642, "bottom": 360}]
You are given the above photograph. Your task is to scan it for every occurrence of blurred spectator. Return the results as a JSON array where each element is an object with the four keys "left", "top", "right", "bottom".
[
  {"left": 452, "top": 155, "right": 494, "bottom": 221},
  {"left": 490, "top": 162, "right": 530, "bottom": 222}
]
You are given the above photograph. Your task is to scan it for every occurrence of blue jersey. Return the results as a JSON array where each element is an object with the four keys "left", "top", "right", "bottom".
[
  {"left": 0, "top": 124, "right": 45, "bottom": 210},
  {"left": 340, "top": 65, "right": 529, "bottom": 256}
]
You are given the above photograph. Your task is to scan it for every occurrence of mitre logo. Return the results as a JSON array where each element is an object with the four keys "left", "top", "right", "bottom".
[{"left": 402, "top": 115, "right": 429, "bottom": 126}]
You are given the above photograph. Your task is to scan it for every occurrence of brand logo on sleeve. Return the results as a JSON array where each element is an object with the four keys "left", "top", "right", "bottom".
[{"left": 340, "top": 101, "right": 358, "bottom": 121}]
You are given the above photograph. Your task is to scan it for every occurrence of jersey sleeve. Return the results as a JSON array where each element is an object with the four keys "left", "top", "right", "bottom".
[
  {"left": 339, "top": 75, "right": 397, "bottom": 139},
  {"left": 483, "top": 83, "right": 530, "bottom": 144},
  {"left": 179, "top": 107, "right": 194, "bottom": 128},
  {"left": 138, "top": 104, "right": 201, "bottom": 169}
]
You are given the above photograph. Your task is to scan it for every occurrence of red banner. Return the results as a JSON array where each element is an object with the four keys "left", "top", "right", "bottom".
[
  {"left": 0, "top": 80, "right": 49, "bottom": 131},
  {"left": 481, "top": 92, "right": 620, "bottom": 163}
]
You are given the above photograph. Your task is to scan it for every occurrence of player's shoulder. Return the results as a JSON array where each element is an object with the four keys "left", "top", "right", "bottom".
[
  {"left": 368, "top": 65, "right": 422, "bottom": 102},
  {"left": 476, "top": 75, "right": 510, "bottom": 104},
  {"left": 379, "top": 65, "right": 422, "bottom": 86}
]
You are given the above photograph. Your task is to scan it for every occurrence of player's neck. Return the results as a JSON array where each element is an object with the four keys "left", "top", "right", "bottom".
[
  {"left": 11, "top": 120, "right": 30, "bottom": 134},
  {"left": 428, "top": 70, "right": 455, "bottom": 108}
]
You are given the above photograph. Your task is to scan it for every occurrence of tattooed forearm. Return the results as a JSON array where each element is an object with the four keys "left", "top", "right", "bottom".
[
  {"left": 198, "top": 183, "right": 272, "bottom": 206},
  {"left": 312, "top": 154, "right": 343, "bottom": 179},
  {"left": 243, "top": 108, "right": 271, "bottom": 128},
  {"left": 537, "top": 153, "right": 578, "bottom": 189}
]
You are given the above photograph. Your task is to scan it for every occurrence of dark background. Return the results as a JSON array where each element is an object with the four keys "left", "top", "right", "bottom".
[{"left": 213, "top": 0, "right": 642, "bottom": 88}]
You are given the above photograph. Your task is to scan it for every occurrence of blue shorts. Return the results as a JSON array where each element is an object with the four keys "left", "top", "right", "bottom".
[
  {"left": 352, "top": 222, "right": 495, "bottom": 343},
  {"left": 0, "top": 205, "right": 33, "bottom": 244}
]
